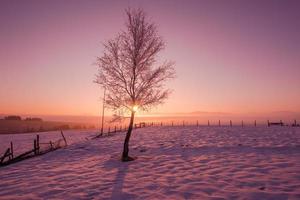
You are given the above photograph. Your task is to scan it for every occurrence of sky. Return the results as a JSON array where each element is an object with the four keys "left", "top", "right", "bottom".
[{"left": 0, "top": 0, "right": 300, "bottom": 118}]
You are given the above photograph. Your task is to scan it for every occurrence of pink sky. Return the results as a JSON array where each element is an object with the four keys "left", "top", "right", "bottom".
[{"left": 0, "top": 0, "right": 300, "bottom": 117}]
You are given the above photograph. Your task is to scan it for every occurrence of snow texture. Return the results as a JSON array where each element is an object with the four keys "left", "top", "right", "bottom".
[{"left": 0, "top": 126, "right": 300, "bottom": 200}]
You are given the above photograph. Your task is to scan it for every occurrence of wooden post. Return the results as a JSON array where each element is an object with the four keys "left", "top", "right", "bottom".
[
  {"left": 36, "top": 135, "right": 40, "bottom": 154},
  {"left": 10, "top": 142, "right": 13, "bottom": 159},
  {"left": 254, "top": 120, "right": 256, "bottom": 127},
  {"left": 60, "top": 130, "right": 68, "bottom": 146},
  {"left": 108, "top": 127, "right": 110, "bottom": 133},
  {"left": 100, "top": 87, "right": 106, "bottom": 136},
  {"left": 114, "top": 126, "right": 117, "bottom": 133},
  {"left": 267, "top": 120, "right": 270, "bottom": 127},
  {"left": 219, "top": 120, "right": 221, "bottom": 126},
  {"left": 152, "top": 122, "right": 153, "bottom": 126},
  {"left": 120, "top": 125, "right": 122, "bottom": 131},
  {"left": 34, "top": 139, "right": 37, "bottom": 155},
  {"left": 161, "top": 122, "right": 163, "bottom": 126},
  {"left": 230, "top": 120, "right": 232, "bottom": 127},
  {"left": 280, "top": 120, "right": 283, "bottom": 126},
  {"left": 197, "top": 120, "right": 199, "bottom": 127},
  {"left": 183, "top": 121, "right": 185, "bottom": 127},
  {"left": 208, "top": 120, "right": 210, "bottom": 126},
  {"left": 294, "top": 119, "right": 297, "bottom": 126},
  {"left": 242, "top": 120, "right": 244, "bottom": 127},
  {"left": 172, "top": 121, "right": 174, "bottom": 127}
]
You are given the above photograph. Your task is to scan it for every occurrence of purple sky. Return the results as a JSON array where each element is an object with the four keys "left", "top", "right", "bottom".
[{"left": 0, "top": 0, "right": 300, "bottom": 117}]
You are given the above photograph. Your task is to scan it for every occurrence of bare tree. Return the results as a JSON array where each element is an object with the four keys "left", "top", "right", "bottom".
[{"left": 95, "top": 8, "right": 175, "bottom": 162}]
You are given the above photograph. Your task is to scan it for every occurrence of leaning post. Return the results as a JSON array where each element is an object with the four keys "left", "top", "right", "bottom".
[{"left": 60, "top": 130, "right": 68, "bottom": 146}]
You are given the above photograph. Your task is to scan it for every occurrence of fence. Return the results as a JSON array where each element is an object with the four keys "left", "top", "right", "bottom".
[
  {"left": 96, "top": 119, "right": 299, "bottom": 135},
  {"left": 0, "top": 131, "right": 68, "bottom": 167},
  {"left": 131, "top": 119, "right": 299, "bottom": 128},
  {"left": 2, "top": 119, "right": 298, "bottom": 166}
]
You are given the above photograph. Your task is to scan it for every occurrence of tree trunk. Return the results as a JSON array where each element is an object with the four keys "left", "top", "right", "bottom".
[{"left": 122, "top": 111, "right": 135, "bottom": 161}]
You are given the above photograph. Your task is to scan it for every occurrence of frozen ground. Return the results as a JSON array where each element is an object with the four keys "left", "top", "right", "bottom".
[
  {"left": 0, "top": 126, "right": 300, "bottom": 200},
  {"left": 0, "top": 130, "right": 98, "bottom": 156}
]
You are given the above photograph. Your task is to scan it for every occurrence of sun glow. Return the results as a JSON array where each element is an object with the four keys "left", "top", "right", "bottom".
[{"left": 132, "top": 105, "right": 139, "bottom": 112}]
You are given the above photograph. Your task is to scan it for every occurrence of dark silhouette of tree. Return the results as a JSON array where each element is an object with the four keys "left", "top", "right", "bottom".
[
  {"left": 96, "top": 8, "right": 175, "bottom": 161},
  {"left": 4, "top": 115, "right": 22, "bottom": 120}
]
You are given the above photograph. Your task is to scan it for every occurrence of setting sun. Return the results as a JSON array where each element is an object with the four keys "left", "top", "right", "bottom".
[{"left": 132, "top": 105, "right": 139, "bottom": 113}]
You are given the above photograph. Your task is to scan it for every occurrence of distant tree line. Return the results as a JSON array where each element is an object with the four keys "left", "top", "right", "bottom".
[
  {"left": 3, "top": 115, "right": 22, "bottom": 120},
  {"left": 0, "top": 115, "right": 96, "bottom": 134},
  {"left": 25, "top": 117, "right": 43, "bottom": 121},
  {"left": 1, "top": 115, "right": 43, "bottom": 121}
]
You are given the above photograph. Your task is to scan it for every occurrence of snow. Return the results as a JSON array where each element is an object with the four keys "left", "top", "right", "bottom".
[
  {"left": 0, "top": 130, "right": 98, "bottom": 156},
  {"left": 0, "top": 126, "right": 300, "bottom": 200}
]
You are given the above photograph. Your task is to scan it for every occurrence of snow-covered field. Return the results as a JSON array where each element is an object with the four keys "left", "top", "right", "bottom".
[
  {"left": 0, "top": 130, "right": 98, "bottom": 156},
  {"left": 0, "top": 126, "right": 300, "bottom": 200}
]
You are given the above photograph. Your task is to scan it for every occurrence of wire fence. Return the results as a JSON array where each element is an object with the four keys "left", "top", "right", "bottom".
[{"left": 1, "top": 119, "right": 298, "bottom": 167}]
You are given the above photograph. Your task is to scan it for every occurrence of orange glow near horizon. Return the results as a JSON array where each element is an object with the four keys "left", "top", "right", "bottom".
[{"left": 1, "top": 1, "right": 300, "bottom": 119}]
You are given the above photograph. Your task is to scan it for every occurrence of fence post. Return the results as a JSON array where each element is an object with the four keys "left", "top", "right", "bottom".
[
  {"left": 254, "top": 120, "right": 256, "bottom": 127},
  {"left": 60, "top": 130, "right": 68, "bottom": 146},
  {"left": 34, "top": 139, "right": 37, "bottom": 155},
  {"left": 114, "top": 126, "right": 117, "bottom": 133},
  {"left": 197, "top": 120, "right": 199, "bottom": 127},
  {"left": 280, "top": 120, "right": 283, "bottom": 126},
  {"left": 230, "top": 120, "right": 232, "bottom": 127},
  {"left": 108, "top": 127, "right": 110, "bottom": 134},
  {"left": 10, "top": 142, "right": 14, "bottom": 159},
  {"left": 242, "top": 120, "right": 244, "bottom": 127},
  {"left": 208, "top": 120, "right": 210, "bottom": 126},
  {"left": 267, "top": 120, "right": 270, "bottom": 127},
  {"left": 219, "top": 120, "right": 221, "bottom": 127},
  {"left": 161, "top": 122, "right": 163, "bottom": 126},
  {"left": 36, "top": 135, "right": 40, "bottom": 154},
  {"left": 49, "top": 141, "right": 53, "bottom": 150},
  {"left": 172, "top": 121, "right": 174, "bottom": 127}
]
